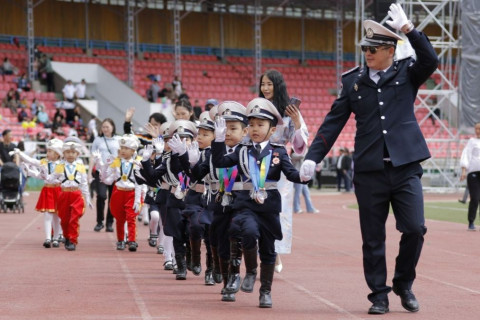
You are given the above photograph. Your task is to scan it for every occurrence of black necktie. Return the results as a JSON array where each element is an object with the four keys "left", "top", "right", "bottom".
[
  {"left": 255, "top": 144, "right": 261, "bottom": 156},
  {"left": 377, "top": 71, "right": 384, "bottom": 78},
  {"left": 228, "top": 148, "right": 233, "bottom": 154}
]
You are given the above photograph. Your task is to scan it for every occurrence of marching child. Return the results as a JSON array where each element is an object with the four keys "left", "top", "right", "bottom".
[
  {"left": 211, "top": 97, "right": 310, "bottom": 308},
  {"left": 174, "top": 111, "right": 217, "bottom": 285},
  {"left": 50, "top": 141, "right": 92, "bottom": 251},
  {"left": 13, "top": 138, "right": 64, "bottom": 248},
  {"left": 186, "top": 103, "right": 249, "bottom": 301},
  {"left": 94, "top": 134, "right": 143, "bottom": 252}
]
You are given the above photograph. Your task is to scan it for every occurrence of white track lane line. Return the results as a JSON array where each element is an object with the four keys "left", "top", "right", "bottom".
[
  {"left": 418, "top": 274, "right": 480, "bottom": 295},
  {"left": 0, "top": 213, "right": 41, "bottom": 255},
  {"left": 276, "top": 274, "right": 363, "bottom": 319},
  {"left": 111, "top": 233, "right": 155, "bottom": 320}
]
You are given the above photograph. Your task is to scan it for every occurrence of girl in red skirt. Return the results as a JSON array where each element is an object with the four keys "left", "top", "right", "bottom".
[{"left": 13, "top": 138, "right": 64, "bottom": 248}]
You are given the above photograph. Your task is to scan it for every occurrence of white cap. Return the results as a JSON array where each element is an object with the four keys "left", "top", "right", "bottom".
[
  {"left": 62, "top": 141, "right": 81, "bottom": 153},
  {"left": 197, "top": 111, "right": 215, "bottom": 131},
  {"left": 246, "top": 98, "right": 283, "bottom": 126},
  {"left": 169, "top": 120, "right": 197, "bottom": 138},
  {"left": 218, "top": 101, "right": 248, "bottom": 125},
  {"left": 119, "top": 134, "right": 140, "bottom": 150},
  {"left": 158, "top": 121, "right": 173, "bottom": 139},
  {"left": 46, "top": 138, "right": 63, "bottom": 157},
  {"left": 360, "top": 20, "right": 402, "bottom": 47}
]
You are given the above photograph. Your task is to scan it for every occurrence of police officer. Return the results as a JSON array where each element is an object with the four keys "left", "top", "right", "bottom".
[{"left": 300, "top": 3, "right": 438, "bottom": 315}]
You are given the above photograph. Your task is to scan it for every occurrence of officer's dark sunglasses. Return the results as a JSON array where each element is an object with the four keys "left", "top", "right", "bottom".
[{"left": 361, "top": 46, "right": 391, "bottom": 54}]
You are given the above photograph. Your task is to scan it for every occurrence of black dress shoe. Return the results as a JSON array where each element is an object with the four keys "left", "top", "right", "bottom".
[
  {"left": 105, "top": 225, "right": 114, "bottom": 232},
  {"left": 368, "top": 300, "right": 389, "bottom": 314},
  {"left": 94, "top": 223, "right": 104, "bottom": 232},
  {"left": 392, "top": 286, "right": 419, "bottom": 312}
]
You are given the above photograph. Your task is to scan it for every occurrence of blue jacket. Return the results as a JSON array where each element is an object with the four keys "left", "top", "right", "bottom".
[{"left": 306, "top": 29, "right": 439, "bottom": 172}]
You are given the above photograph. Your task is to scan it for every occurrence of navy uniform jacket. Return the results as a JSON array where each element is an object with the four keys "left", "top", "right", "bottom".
[
  {"left": 305, "top": 29, "right": 439, "bottom": 172},
  {"left": 211, "top": 140, "right": 304, "bottom": 214}
]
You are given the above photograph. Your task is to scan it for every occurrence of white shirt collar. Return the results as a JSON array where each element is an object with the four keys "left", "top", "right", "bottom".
[{"left": 254, "top": 141, "right": 269, "bottom": 152}]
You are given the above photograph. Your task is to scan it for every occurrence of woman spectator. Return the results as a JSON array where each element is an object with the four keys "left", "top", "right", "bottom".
[
  {"left": 89, "top": 119, "right": 120, "bottom": 233},
  {"left": 2, "top": 88, "right": 20, "bottom": 115},
  {"left": 258, "top": 69, "right": 309, "bottom": 272},
  {"left": 36, "top": 104, "right": 51, "bottom": 128},
  {"left": 460, "top": 122, "right": 480, "bottom": 231},
  {"left": 2, "top": 57, "right": 18, "bottom": 75}
]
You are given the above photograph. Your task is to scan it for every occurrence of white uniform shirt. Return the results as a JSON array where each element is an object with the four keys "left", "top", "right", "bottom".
[
  {"left": 62, "top": 83, "right": 76, "bottom": 100},
  {"left": 460, "top": 137, "right": 480, "bottom": 174}
]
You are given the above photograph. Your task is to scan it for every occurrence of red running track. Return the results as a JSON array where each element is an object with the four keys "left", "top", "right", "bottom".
[{"left": 0, "top": 191, "right": 479, "bottom": 320}]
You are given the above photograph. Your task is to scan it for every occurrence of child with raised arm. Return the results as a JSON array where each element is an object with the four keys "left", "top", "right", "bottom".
[
  {"left": 211, "top": 97, "right": 310, "bottom": 308},
  {"left": 50, "top": 141, "right": 92, "bottom": 251},
  {"left": 13, "top": 138, "right": 64, "bottom": 248}
]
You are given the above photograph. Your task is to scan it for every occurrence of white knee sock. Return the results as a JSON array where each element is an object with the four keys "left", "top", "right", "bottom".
[
  {"left": 44, "top": 213, "right": 53, "bottom": 240},
  {"left": 149, "top": 210, "right": 160, "bottom": 236},
  {"left": 163, "top": 235, "right": 174, "bottom": 262},
  {"left": 141, "top": 205, "right": 149, "bottom": 223},
  {"left": 52, "top": 214, "right": 61, "bottom": 240}
]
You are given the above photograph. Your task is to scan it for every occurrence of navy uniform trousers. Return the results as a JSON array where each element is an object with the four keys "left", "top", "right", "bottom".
[{"left": 353, "top": 161, "right": 427, "bottom": 303}]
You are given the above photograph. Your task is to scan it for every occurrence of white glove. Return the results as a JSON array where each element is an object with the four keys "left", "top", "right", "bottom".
[
  {"left": 386, "top": 3, "right": 409, "bottom": 31},
  {"left": 215, "top": 117, "right": 226, "bottom": 142},
  {"left": 142, "top": 145, "right": 154, "bottom": 161},
  {"left": 152, "top": 137, "right": 165, "bottom": 154},
  {"left": 300, "top": 159, "right": 316, "bottom": 182},
  {"left": 168, "top": 134, "right": 187, "bottom": 155},
  {"left": 105, "top": 155, "right": 115, "bottom": 166},
  {"left": 25, "top": 164, "right": 40, "bottom": 177},
  {"left": 187, "top": 141, "right": 201, "bottom": 167},
  {"left": 133, "top": 201, "right": 142, "bottom": 213},
  {"left": 92, "top": 150, "right": 102, "bottom": 164},
  {"left": 86, "top": 198, "right": 93, "bottom": 209},
  {"left": 8, "top": 148, "right": 21, "bottom": 157}
]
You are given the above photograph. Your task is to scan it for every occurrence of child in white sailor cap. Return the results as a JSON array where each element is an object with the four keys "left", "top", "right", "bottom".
[
  {"left": 93, "top": 133, "right": 144, "bottom": 252},
  {"left": 173, "top": 111, "right": 217, "bottom": 285},
  {"left": 49, "top": 140, "right": 92, "bottom": 251},
  {"left": 211, "top": 96, "right": 309, "bottom": 308},
  {"left": 13, "top": 138, "right": 65, "bottom": 248}
]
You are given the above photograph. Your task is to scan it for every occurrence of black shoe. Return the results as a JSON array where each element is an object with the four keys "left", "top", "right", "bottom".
[
  {"left": 105, "top": 225, "right": 114, "bottom": 232},
  {"left": 128, "top": 241, "right": 138, "bottom": 252},
  {"left": 205, "top": 271, "right": 215, "bottom": 285},
  {"left": 392, "top": 286, "right": 419, "bottom": 312},
  {"left": 94, "top": 223, "right": 104, "bottom": 232},
  {"left": 192, "top": 264, "right": 202, "bottom": 276},
  {"left": 225, "top": 274, "right": 241, "bottom": 293},
  {"left": 116, "top": 241, "right": 126, "bottom": 250},
  {"left": 368, "top": 300, "right": 389, "bottom": 314},
  {"left": 43, "top": 239, "right": 51, "bottom": 248},
  {"left": 213, "top": 272, "right": 223, "bottom": 284},
  {"left": 241, "top": 272, "right": 257, "bottom": 293},
  {"left": 148, "top": 237, "right": 157, "bottom": 247},
  {"left": 163, "top": 260, "right": 174, "bottom": 270},
  {"left": 259, "top": 292, "right": 272, "bottom": 308},
  {"left": 458, "top": 199, "right": 466, "bottom": 204},
  {"left": 64, "top": 239, "right": 70, "bottom": 249},
  {"left": 52, "top": 240, "right": 59, "bottom": 248},
  {"left": 58, "top": 235, "right": 65, "bottom": 243},
  {"left": 221, "top": 292, "right": 236, "bottom": 302},
  {"left": 65, "top": 242, "right": 76, "bottom": 251}
]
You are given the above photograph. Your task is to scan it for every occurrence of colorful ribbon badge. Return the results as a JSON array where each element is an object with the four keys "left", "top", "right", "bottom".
[
  {"left": 248, "top": 150, "right": 272, "bottom": 204},
  {"left": 175, "top": 172, "right": 190, "bottom": 200},
  {"left": 65, "top": 163, "right": 76, "bottom": 181},
  {"left": 218, "top": 166, "right": 238, "bottom": 206},
  {"left": 121, "top": 160, "right": 132, "bottom": 182}
]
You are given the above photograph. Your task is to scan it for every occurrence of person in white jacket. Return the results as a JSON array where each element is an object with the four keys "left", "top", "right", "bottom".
[{"left": 460, "top": 122, "right": 480, "bottom": 231}]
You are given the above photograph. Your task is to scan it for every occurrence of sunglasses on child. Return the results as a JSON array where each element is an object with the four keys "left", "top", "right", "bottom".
[{"left": 361, "top": 46, "right": 392, "bottom": 54}]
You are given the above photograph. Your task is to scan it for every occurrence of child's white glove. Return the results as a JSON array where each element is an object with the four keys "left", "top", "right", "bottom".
[
  {"left": 86, "top": 198, "right": 93, "bottom": 209},
  {"left": 133, "top": 201, "right": 142, "bottom": 213},
  {"left": 92, "top": 150, "right": 102, "bottom": 164},
  {"left": 142, "top": 145, "right": 154, "bottom": 161},
  {"left": 152, "top": 137, "right": 165, "bottom": 154},
  {"left": 214, "top": 117, "right": 226, "bottom": 142},
  {"left": 187, "top": 141, "right": 200, "bottom": 167},
  {"left": 168, "top": 134, "right": 187, "bottom": 155}
]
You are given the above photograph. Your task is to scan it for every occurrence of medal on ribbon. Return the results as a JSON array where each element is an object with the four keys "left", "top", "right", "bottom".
[
  {"left": 176, "top": 172, "right": 189, "bottom": 200},
  {"left": 248, "top": 149, "right": 272, "bottom": 204},
  {"left": 219, "top": 166, "right": 238, "bottom": 206},
  {"left": 65, "top": 164, "right": 75, "bottom": 181},
  {"left": 121, "top": 160, "right": 132, "bottom": 183}
]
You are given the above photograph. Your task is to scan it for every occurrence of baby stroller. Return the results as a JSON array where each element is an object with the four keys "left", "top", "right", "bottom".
[{"left": 0, "top": 162, "right": 24, "bottom": 213}]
